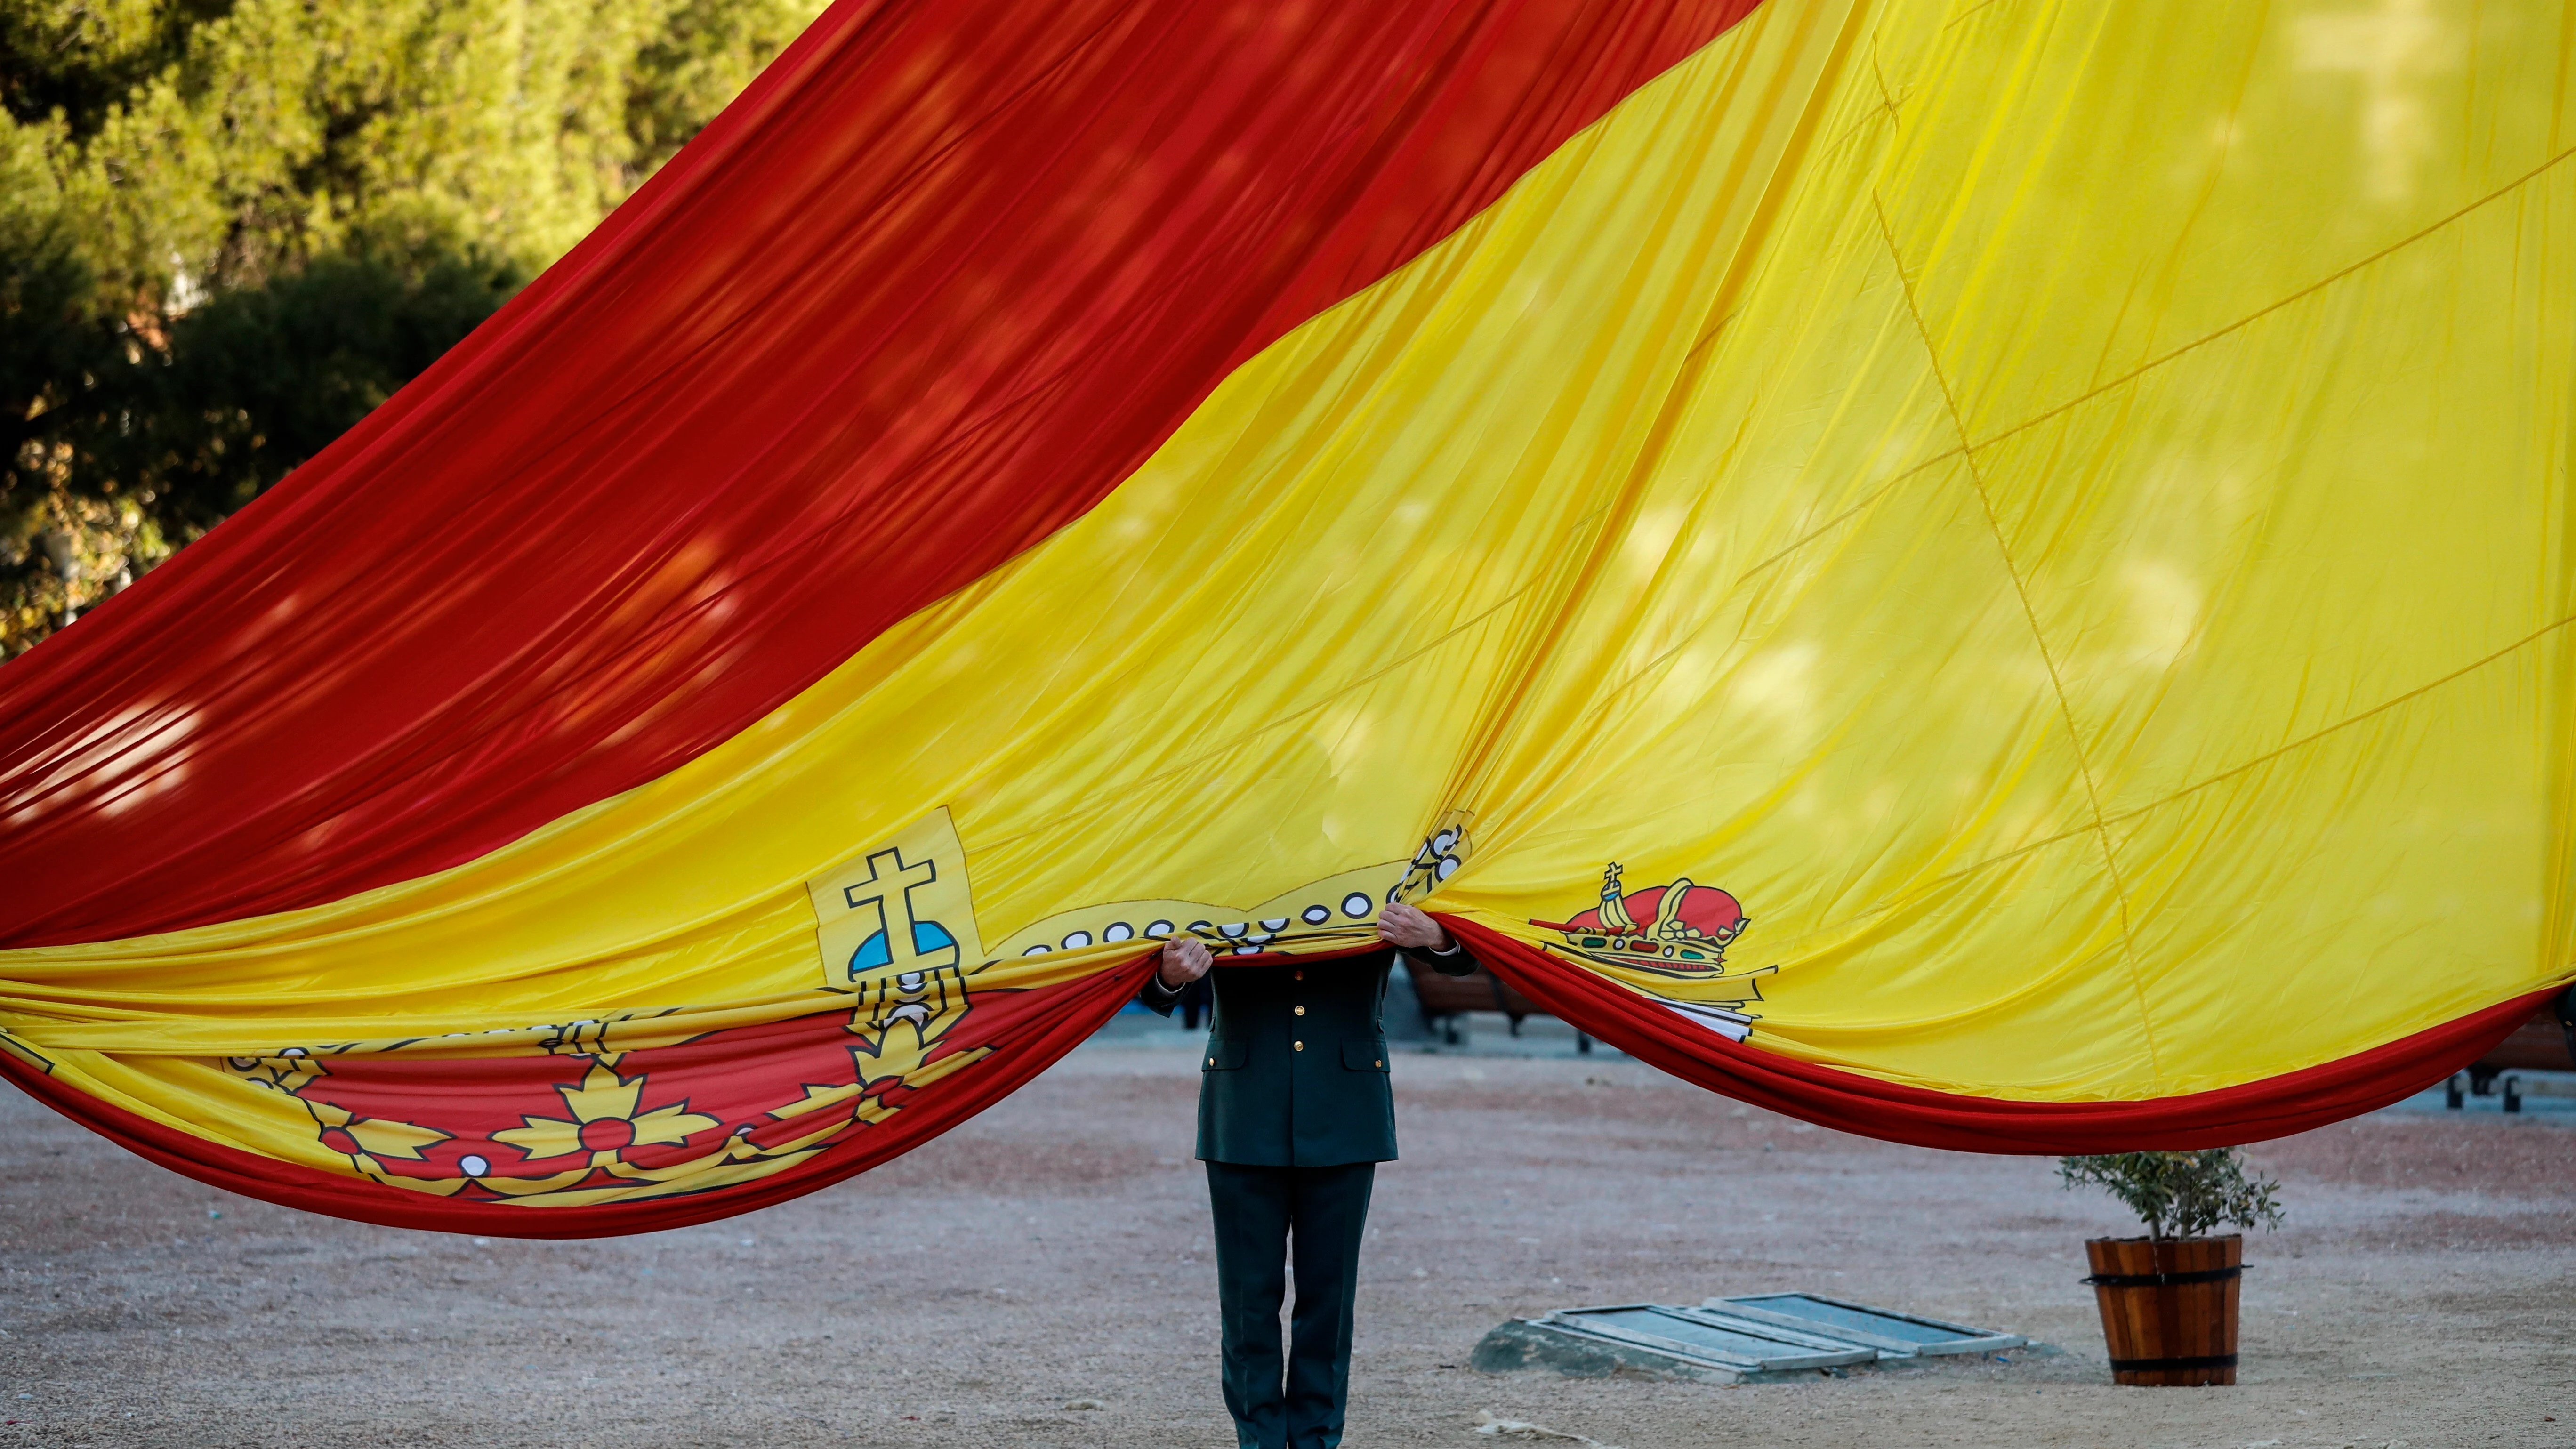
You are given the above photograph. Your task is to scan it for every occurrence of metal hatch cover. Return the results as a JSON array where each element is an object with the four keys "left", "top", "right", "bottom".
[
  {"left": 1709, "top": 1292, "right": 2026, "bottom": 1357},
  {"left": 1538, "top": 1305, "right": 1878, "bottom": 1372}
]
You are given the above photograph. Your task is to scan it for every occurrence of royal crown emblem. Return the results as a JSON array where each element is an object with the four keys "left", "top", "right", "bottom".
[
  {"left": 1530, "top": 862, "right": 1769, "bottom": 1042},
  {"left": 1532, "top": 861, "right": 1748, "bottom": 972}
]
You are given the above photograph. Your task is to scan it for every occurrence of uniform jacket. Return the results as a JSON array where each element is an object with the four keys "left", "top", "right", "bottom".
[{"left": 1141, "top": 942, "right": 1479, "bottom": 1166}]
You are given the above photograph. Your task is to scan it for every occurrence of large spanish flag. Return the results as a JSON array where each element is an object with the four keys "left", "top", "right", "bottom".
[{"left": 2, "top": 0, "right": 2569, "bottom": 1235}]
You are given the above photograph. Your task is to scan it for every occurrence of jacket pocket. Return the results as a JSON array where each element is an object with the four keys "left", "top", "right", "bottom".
[
  {"left": 1203, "top": 1038, "right": 1250, "bottom": 1071},
  {"left": 1340, "top": 1039, "right": 1390, "bottom": 1072}
]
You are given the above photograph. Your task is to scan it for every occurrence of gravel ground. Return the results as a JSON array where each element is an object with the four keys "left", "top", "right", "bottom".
[{"left": 3, "top": 1019, "right": 2570, "bottom": 1449}]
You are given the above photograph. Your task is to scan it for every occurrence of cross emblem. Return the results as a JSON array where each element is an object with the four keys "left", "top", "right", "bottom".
[
  {"left": 835, "top": 846, "right": 959, "bottom": 981},
  {"left": 805, "top": 808, "right": 985, "bottom": 990}
]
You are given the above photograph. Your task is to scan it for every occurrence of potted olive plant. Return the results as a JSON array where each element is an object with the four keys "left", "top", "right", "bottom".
[{"left": 2058, "top": 1149, "right": 2284, "bottom": 1386}]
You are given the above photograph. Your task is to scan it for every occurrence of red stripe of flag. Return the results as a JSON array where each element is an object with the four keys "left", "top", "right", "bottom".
[
  {"left": 0, "top": 957, "right": 1155, "bottom": 1237},
  {"left": 1453, "top": 918, "right": 2553, "bottom": 1152}
]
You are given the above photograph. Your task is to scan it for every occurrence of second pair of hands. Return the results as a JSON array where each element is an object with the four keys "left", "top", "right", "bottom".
[{"left": 1154, "top": 901, "right": 1452, "bottom": 990}]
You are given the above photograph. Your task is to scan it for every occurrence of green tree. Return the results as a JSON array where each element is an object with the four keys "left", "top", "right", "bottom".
[
  {"left": 102, "top": 246, "right": 529, "bottom": 534},
  {"left": 2059, "top": 1149, "right": 2286, "bottom": 1241},
  {"left": 1, "top": 0, "right": 824, "bottom": 656}
]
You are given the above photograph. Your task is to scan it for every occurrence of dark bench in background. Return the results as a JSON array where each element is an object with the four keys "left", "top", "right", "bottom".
[{"left": 1404, "top": 961, "right": 1592, "bottom": 1053}]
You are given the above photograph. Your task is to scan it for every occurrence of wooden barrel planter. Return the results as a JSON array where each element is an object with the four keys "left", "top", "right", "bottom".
[{"left": 2083, "top": 1234, "right": 2241, "bottom": 1385}]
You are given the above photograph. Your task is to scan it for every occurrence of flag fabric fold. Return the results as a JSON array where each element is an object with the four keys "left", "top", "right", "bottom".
[{"left": 3, "top": 0, "right": 2570, "bottom": 1234}]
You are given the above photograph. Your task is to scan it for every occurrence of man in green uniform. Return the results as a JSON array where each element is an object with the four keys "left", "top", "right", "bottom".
[{"left": 1141, "top": 900, "right": 1478, "bottom": 1449}]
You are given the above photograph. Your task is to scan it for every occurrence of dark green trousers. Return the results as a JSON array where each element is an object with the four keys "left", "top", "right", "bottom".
[{"left": 1206, "top": 1160, "right": 1375, "bottom": 1449}]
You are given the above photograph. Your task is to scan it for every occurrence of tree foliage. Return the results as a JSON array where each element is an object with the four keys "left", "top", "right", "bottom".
[
  {"left": 1, "top": 0, "right": 825, "bottom": 656},
  {"left": 2058, "top": 1149, "right": 2286, "bottom": 1241}
]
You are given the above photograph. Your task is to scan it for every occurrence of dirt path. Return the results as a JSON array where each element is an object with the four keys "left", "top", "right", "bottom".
[{"left": 5, "top": 1033, "right": 2570, "bottom": 1448}]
